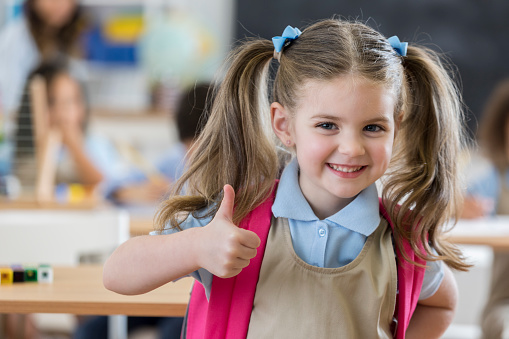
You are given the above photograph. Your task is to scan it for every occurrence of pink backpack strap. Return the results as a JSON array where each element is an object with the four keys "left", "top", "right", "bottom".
[
  {"left": 186, "top": 181, "right": 279, "bottom": 339},
  {"left": 379, "top": 198, "right": 426, "bottom": 339},
  {"left": 185, "top": 281, "right": 208, "bottom": 339}
]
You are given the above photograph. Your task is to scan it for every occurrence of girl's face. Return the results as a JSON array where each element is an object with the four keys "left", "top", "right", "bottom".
[
  {"left": 33, "top": 0, "right": 77, "bottom": 29},
  {"left": 48, "top": 73, "right": 85, "bottom": 128},
  {"left": 272, "top": 76, "right": 397, "bottom": 218}
]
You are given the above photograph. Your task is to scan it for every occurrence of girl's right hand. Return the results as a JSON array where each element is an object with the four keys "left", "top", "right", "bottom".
[{"left": 195, "top": 184, "right": 261, "bottom": 278}]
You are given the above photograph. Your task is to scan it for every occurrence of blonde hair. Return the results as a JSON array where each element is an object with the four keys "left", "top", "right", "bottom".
[{"left": 156, "top": 19, "right": 469, "bottom": 271}]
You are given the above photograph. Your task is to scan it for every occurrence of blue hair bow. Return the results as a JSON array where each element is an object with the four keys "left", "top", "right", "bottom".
[
  {"left": 388, "top": 36, "right": 408, "bottom": 57},
  {"left": 272, "top": 25, "right": 302, "bottom": 53}
]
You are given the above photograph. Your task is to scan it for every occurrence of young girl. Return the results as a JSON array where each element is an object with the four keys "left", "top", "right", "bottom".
[
  {"left": 104, "top": 19, "right": 469, "bottom": 338},
  {"left": 460, "top": 79, "right": 509, "bottom": 339}
]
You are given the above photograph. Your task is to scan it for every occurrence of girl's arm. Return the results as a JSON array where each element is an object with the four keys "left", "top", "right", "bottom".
[
  {"left": 103, "top": 185, "right": 260, "bottom": 295},
  {"left": 405, "top": 264, "right": 458, "bottom": 339},
  {"left": 103, "top": 227, "right": 204, "bottom": 295},
  {"left": 60, "top": 126, "right": 104, "bottom": 186}
]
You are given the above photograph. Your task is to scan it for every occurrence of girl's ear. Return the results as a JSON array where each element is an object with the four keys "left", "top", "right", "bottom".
[{"left": 271, "top": 102, "right": 294, "bottom": 146}]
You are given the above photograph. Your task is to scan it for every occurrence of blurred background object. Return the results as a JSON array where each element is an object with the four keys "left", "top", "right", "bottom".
[
  {"left": 0, "top": 0, "right": 233, "bottom": 202},
  {"left": 459, "top": 78, "right": 509, "bottom": 339},
  {"left": 66, "top": 0, "right": 228, "bottom": 115},
  {"left": 111, "top": 82, "right": 212, "bottom": 207}
]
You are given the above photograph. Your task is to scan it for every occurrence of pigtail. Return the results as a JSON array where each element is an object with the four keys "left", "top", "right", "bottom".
[
  {"left": 156, "top": 39, "right": 278, "bottom": 230},
  {"left": 382, "top": 45, "right": 470, "bottom": 271}
]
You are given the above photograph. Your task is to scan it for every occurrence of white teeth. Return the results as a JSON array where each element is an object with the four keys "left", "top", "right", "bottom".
[{"left": 328, "top": 164, "right": 363, "bottom": 173}]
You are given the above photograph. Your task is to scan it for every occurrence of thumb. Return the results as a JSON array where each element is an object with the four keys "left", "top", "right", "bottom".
[{"left": 216, "top": 184, "right": 235, "bottom": 222}]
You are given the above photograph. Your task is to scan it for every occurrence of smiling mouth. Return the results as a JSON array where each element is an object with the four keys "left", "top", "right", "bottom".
[{"left": 327, "top": 163, "right": 365, "bottom": 173}]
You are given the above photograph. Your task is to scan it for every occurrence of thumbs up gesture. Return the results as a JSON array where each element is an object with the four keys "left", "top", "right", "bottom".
[{"left": 196, "top": 185, "right": 261, "bottom": 278}]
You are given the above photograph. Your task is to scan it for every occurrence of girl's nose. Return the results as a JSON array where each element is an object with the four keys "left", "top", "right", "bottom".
[{"left": 337, "top": 135, "right": 365, "bottom": 157}]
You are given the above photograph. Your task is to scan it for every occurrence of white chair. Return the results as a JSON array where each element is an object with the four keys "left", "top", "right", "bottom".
[{"left": 0, "top": 208, "right": 129, "bottom": 265}]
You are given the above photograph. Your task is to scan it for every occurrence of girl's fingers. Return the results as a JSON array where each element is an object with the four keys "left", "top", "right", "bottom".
[
  {"left": 216, "top": 184, "right": 235, "bottom": 222},
  {"left": 238, "top": 228, "right": 261, "bottom": 249},
  {"left": 231, "top": 257, "right": 251, "bottom": 269},
  {"left": 237, "top": 245, "right": 258, "bottom": 260}
]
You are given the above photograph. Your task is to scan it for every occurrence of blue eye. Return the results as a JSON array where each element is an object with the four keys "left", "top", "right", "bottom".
[
  {"left": 318, "top": 122, "right": 335, "bottom": 130},
  {"left": 364, "top": 125, "right": 382, "bottom": 132}
]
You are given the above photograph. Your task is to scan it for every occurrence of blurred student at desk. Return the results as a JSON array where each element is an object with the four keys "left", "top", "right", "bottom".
[
  {"left": 461, "top": 79, "right": 509, "bottom": 339},
  {"left": 0, "top": 0, "right": 87, "bottom": 117},
  {"left": 111, "top": 83, "right": 212, "bottom": 206},
  {"left": 12, "top": 58, "right": 128, "bottom": 202}
]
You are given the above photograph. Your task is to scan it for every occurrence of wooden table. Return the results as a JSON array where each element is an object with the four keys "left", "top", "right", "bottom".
[
  {"left": 0, "top": 265, "right": 192, "bottom": 316},
  {"left": 445, "top": 216, "right": 509, "bottom": 251},
  {"left": 130, "top": 216, "right": 155, "bottom": 236},
  {"left": 0, "top": 265, "right": 193, "bottom": 339}
]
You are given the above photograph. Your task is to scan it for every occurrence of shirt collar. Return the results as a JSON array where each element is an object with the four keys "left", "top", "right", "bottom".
[{"left": 272, "top": 158, "right": 381, "bottom": 236}]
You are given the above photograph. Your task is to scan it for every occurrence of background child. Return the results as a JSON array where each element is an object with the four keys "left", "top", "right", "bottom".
[
  {"left": 111, "top": 83, "right": 212, "bottom": 205},
  {"left": 460, "top": 79, "right": 509, "bottom": 339},
  {"left": 104, "top": 19, "right": 469, "bottom": 338},
  {"left": 13, "top": 58, "right": 126, "bottom": 199},
  {"left": 156, "top": 83, "right": 211, "bottom": 181}
]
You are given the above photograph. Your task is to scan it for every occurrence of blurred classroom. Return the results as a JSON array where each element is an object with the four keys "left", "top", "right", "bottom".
[{"left": 1, "top": 0, "right": 509, "bottom": 339}]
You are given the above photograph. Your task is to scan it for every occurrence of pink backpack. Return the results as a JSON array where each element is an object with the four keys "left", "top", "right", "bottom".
[{"left": 184, "top": 182, "right": 425, "bottom": 339}]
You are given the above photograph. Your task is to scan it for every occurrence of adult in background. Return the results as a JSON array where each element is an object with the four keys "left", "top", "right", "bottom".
[{"left": 0, "top": 0, "right": 87, "bottom": 118}]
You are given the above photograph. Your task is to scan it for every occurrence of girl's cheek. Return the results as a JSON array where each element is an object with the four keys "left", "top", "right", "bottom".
[
  {"left": 300, "top": 138, "right": 329, "bottom": 157},
  {"left": 379, "top": 144, "right": 394, "bottom": 168}
]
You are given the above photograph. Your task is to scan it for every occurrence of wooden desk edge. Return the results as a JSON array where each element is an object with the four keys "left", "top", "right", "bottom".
[
  {"left": 445, "top": 235, "right": 509, "bottom": 251},
  {"left": 0, "top": 301, "right": 188, "bottom": 317},
  {"left": 129, "top": 217, "right": 155, "bottom": 236},
  {"left": 0, "top": 266, "right": 192, "bottom": 317}
]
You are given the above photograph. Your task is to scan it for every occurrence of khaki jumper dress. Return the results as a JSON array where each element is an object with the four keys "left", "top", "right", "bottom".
[{"left": 247, "top": 216, "right": 397, "bottom": 339}]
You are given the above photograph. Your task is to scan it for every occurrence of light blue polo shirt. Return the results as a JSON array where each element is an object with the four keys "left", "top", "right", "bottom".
[
  {"left": 155, "top": 158, "right": 443, "bottom": 300},
  {"left": 272, "top": 158, "right": 381, "bottom": 268}
]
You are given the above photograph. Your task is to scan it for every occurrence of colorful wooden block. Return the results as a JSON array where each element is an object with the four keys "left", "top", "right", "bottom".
[
  {"left": 11, "top": 265, "right": 25, "bottom": 283},
  {"left": 24, "top": 267, "right": 38, "bottom": 282},
  {"left": 38, "top": 264, "right": 53, "bottom": 283},
  {"left": 0, "top": 267, "right": 13, "bottom": 284}
]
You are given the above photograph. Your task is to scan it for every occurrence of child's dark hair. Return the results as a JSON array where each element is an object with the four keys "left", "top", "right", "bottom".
[
  {"left": 175, "top": 83, "right": 212, "bottom": 143},
  {"left": 477, "top": 79, "right": 509, "bottom": 172},
  {"left": 14, "top": 57, "right": 87, "bottom": 159},
  {"left": 156, "top": 18, "right": 469, "bottom": 271}
]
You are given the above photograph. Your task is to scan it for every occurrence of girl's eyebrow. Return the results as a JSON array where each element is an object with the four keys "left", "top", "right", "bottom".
[
  {"left": 310, "top": 114, "right": 391, "bottom": 124},
  {"left": 363, "top": 116, "right": 391, "bottom": 125},
  {"left": 310, "top": 114, "right": 341, "bottom": 121}
]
